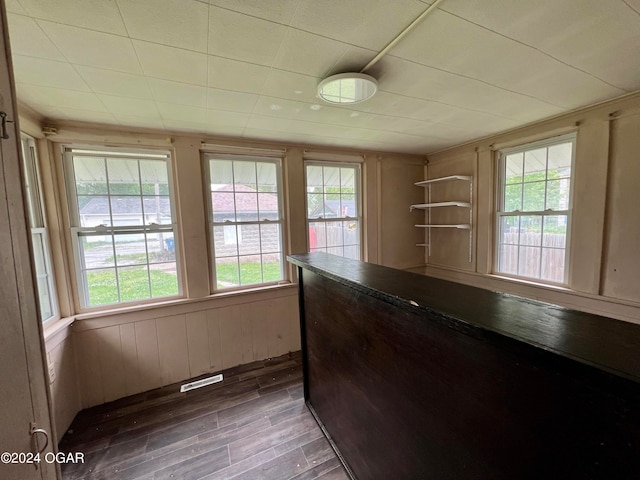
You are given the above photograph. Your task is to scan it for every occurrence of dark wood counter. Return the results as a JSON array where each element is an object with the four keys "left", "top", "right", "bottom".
[{"left": 288, "top": 252, "right": 640, "bottom": 480}]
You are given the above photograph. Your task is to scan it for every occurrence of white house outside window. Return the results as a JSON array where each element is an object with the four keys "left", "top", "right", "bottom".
[
  {"left": 205, "top": 155, "right": 285, "bottom": 290},
  {"left": 495, "top": 134, "right": 575, "bottom": 284},
  {"left": 64, "top": 147, "right": 180, "bottom": 308}
]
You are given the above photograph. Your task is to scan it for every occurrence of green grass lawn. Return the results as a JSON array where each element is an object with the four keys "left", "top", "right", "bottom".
[
  {"left": 216, "top": 262, "right": 282, "bottom": 289},
  {"left": 86, "top": 261, "right": 282, "bottom": 305},
  {"left": 86, "top": 268, "right": 178, "bottom": 306}
]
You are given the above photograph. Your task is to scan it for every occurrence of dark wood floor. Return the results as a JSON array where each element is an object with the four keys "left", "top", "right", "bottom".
[{"left": 59, "top": 352, "right": 348, "bottom": 480}]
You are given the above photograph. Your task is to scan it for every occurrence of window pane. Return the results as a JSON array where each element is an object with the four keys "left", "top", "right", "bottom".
[
  {"left": 340, "top": 194, "right": 356, "bottom": 218},
  {"left": 110, "top": 196, "right": 142, "bottom": 226},
  {"left": 214, "top": 225, "right": 238, "bottom": 257},
  {"left": 343, "top": 220, "right": 359, "bottom": 247},
  {"left": 238, "top": 224, "right": 260, "bottom": 255},
  {"left": 143, "top": 196, "right": 172, "bottom": 224},
  {"left": 307, "top": 193, "right": 324, "bottom": 218},
  {"left": 327, "top": 246, "right": 344, "bottom": 256},
  {"left": 81, "top": 235, "right": 115, "bottom": 269},
  {"left": 235, "top": 192, "right": 258, "bottom": 222},
  {"left": 212, "top": 191, "right": 236, "bottom": 222},
  {"left": 344, "top": 245, "right": 360, "bottom": 260},
  {"left": 210, "top": 160, "right": 234, "bottom": 187},
  {"left": 322, "top": 166, "right": 340, "bottom": 191},
  {"left": 504, "top": 184, "right": 522, "bottom": 211},
  {"left": 340, "top": 167, "right": 355, "bottom": 190},
  {"left": 78, "top": 195, "right": 112, "bottom": 227},
  {"left": 233, "top": 161, "right": 257, "bottom": 190},
  {"left": 262, "top": 256, "right": 282, "bottom": 283},
  {"left": 499, "top": 216, "right": 520, "bottom": 245},
  {"left": 140, "top": 159, "right": 169, "bottom": 195},
  {"left": 543, "top": 216, "right": 567, "bottom": 248},
  {"left": 545, "top": 179, "right": 570, "bottom": 210},
  {"left": 74, "top": 156, "right": 108, "bottom": 194},
  {"left": 107, "top": 158, "right": 140, "bottom": 195},
  {"left": 505, "top": 152, "right": 523, "bottom": 184},
  {"left": 306, "top": 165, "right": 324, "bottom": 191},
  {"left": 260, "top": 224, "right": 281, "bottom": 254},
  {"left": 519, "top": 216, "right": 542, "bottom": 246},
  {"left": 147, "top": 232, "right": 176, "bottom": 263},
  {"left": 541, "top": 248, "right": 565, "bottom": 283},
  {"left": 118, "top": 265, "right": 150, "bottom": 302},
  {"left": 258, "top": 193, "right": 279, "bottom": 220},
  {"left": 257, "top": 162, "right": 277, "bottom": 193},
  {"left": 524, "top": 148, "right": 547, "bottom": 180},
  {"left": 547, "top": 143, "right": 572, "bottom": 176},
  {"left": 309, "top": 222, "right": 326, "bottom": 249},
  {"left": 37, "top": 276, "right": 54, "bottom": 320},
  {"left": 216, "top": 258, "right": 239, "bottom": 288},
  {"left": 325, "top": 221, "right": 344, "bottom": 247},
  {"left": 499, "top": 244, "right": 518, "bottom": 275},
  {"left": 522, "top": 182, "right": 545, "bottom": 211},
  {"left": 239, "top": 256, "right": 263, "bottom": 285},
  {"left": 149, "top": 263, "right": 179, "bottom": 298},
  {"left": 518, "top": 246, "right": 541, "bottom": 279},
  {"left": 114, "top": 233, "right": 147, "bottom": 266},
  {"left": 86, "top": 268, "right": 118, "bottom": 306}
]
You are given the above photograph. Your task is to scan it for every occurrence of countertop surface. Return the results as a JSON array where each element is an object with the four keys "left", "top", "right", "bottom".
[{"left": 288, "top": 252, "right": 640, "bottom": 384}]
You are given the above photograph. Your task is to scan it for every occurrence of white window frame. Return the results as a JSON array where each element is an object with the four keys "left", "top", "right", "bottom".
[
  {"left": 204, "top": 154, "right": 286, "bottom": 292},
  {"left": 494, "top": 133, "right": 576, "bottom": 285},
  {"left": 304, "top": 161, "right": 362, "bottom": 260},
  {"left": 63, "top": 146, "right": 182, "bottom": 309},
  {"left": 21, "top": 135, "right": 58, "bottom": 322}
]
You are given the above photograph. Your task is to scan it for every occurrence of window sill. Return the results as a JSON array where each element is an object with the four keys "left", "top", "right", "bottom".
[{"left": 43, "top": 315, "right": 75, "bottom": 345}]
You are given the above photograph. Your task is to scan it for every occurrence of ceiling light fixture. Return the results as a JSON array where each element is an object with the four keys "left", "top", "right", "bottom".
[
  {"left": 317, "top": 0, "right": 446, "bottom": 105},
  {"left": 317, "top": 73, "right": 378, "bottom": 105}
]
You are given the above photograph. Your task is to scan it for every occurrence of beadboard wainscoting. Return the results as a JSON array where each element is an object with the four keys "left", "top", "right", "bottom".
[{"left": 71, "top": 288, "right": 300, "bottom": 410}]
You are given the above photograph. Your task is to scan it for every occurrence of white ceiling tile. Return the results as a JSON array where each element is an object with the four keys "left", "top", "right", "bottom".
[
  {"left": 19, "top": 0, "right": 127, "bottom": 35},
  {"left": 272, "top": 29, "right": 351, "bottom": 78},
  {"left": 207, "top": 88, "right": 258, "bottom": 112},
  {"left": 162, "top": 119, "right": 207, "bottom": 132},
  {"left": 20, "top": 103, "right": 63, "bottom": 119},
  {"left": 12, "top": 55, "right": 90, "bottom": 91},
  {"left": 207, "top": 56, "right": 270, "bottom": 93},
  {"left": 207, "top": 110, "right": 250, "bottom": 129},
  {"left": 7, "top": 14, "right": 65, "bottom": 60},
  {"left": 208, "top": 0, "right": 300, "bottom": 25},
  {"left": 38, "top": 21, "right": 142, "bottom": 73},
  {"left": 16, "top": 84, "right": 109, "bottom": 111},
  {"left": 6, "top": 0, "right": 28, "bottom": 14},
  {"left": 117, "top": 0, "right": 209, "bottom": 53},
  {"left": 157, "top": 102, "right": 207, "bottom": 123},
  {"left": 290, "top": 0, "right": 426, "bottom": 51},
  {"left": 260, "top": 69, "right": 321, "bottom": 104},
  {"left": 133, "top": 40, "right": 207, "bottom": 86},
  {"left": 442, "top": 0, "right": 640, "bottom": 91},
  {"left": 390, "top": 10, "right": 625, "bottom": 108},
  {"left": 208, "top": 7, "right": 287, "bottom": 65},
  {"left": 76, "top": 66, "right": 153, "bottom": 99},
  {"left": 148, "top": 78, "right": 207, "bottom": 107},
  {"left": 325, "top": 45, "right": 377, "bottom": 77},
  {"left": 98, "top": 94, "right": 161, "bottom": 118}
]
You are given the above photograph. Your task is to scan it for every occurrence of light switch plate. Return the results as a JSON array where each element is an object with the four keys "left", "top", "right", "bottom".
[{"left": 48, "top": 362, "right": 56, "bottom": 383}]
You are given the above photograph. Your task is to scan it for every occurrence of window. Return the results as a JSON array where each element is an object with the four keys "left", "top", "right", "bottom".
[
  {"left": 205, "top": 155, "right": 285, "bottom": 290},
  {"left": 305, "top": 162, "right": 361, "bottom": 260},
  {"left": 495, "top": 134, "right": 575, "bottom": 284},
  {"left": 21, "top": 135, "right": 58, "bottom": 322},
  {"left": 64, "top": 147, "right": 180, "bottom": 308}
]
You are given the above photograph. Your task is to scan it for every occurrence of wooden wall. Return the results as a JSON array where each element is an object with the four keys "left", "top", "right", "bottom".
[{"left": 421, "top": 93, "right": 640, "bottom": 324}]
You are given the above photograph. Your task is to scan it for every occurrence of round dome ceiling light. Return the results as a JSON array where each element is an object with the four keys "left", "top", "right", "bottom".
[{"left": 317, "top": 73, "right": 378, "bottom": 104}]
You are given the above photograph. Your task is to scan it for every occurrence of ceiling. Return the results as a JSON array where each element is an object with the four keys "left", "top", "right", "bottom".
[{"left": 6, "top": 0, "right": 640, "bottom": 154}]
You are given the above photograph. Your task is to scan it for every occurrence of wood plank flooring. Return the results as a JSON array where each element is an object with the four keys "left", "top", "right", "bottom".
[{"left": 59, "top": 352, "right": 348, "bottom": 480}]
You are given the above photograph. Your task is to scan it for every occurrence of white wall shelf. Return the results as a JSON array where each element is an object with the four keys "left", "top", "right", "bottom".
[
  {"left": 412, "top": 174, "right": 473, "bottom": 262},
  {"left": 415, "top": 175, "right": 472, "bottom": 187},
  {"left": 415, "top": 224, "right": 471, "bottom": 229},
  {"left": 410, "top": 201, "right": 471, "bottom": 211}
]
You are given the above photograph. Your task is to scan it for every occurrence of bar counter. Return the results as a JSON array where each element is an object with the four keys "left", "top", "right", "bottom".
[{"left": 288, "top": 252, "right": 640, "bottom": 480}]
